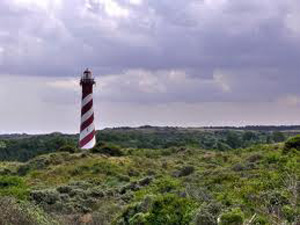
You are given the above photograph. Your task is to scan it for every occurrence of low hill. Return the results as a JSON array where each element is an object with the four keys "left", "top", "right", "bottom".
[
  {"left": 0, "top": 137, "right": 299, "bottom": 224},
  {"left": 0, "top": 126, "right": 293, "bottom": 162}
]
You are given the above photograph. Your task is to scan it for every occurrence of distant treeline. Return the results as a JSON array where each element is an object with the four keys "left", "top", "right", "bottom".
[
  {"left": 0, "top": 133, "right": 76, "bottom": 162},
  {"left": 107, "top": 125, "right": 300, "bottom": 131},
  {"left": 203, "top": 125, "right": 300, "bottom": 131},
  {"left": 98, "top": 128, "right": 287, "bottom": 149},
  {"left": 0, "top": 126, "right": 294, "bottom": 162}
]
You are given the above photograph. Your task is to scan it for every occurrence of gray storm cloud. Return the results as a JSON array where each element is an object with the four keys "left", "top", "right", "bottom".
[
  {"left": 1, "top": 0, "right": 300, "bottom": 132},
  {"left": 1, "top": 0, "right": 300, "bottom": 75}
]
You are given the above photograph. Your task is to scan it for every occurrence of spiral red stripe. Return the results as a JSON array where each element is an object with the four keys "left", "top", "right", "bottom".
[
  {"left": 81, "top": 100, "right": 93, "bottom": 115},
  {"left": 79, "top": 129, "right": 96, "bottom": 148},
  {"left": 81, "top": 114, "right": 94, "bottom": 131}
]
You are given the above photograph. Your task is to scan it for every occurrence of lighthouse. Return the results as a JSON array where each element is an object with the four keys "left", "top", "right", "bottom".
[{"left": 79, "top": 68, "right": 96, "bottom": 149}]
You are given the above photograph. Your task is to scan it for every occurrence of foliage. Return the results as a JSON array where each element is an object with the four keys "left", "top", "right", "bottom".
[
  {"left": 191, "top": 202, "right": 222, "bottom": 225},
  {"left": 58, "top": 145, "right": 78, "bottom": 154},
  {"left": 172, "top": 165, "right": 195, "bottom": 177},
  {"left": 0, "top": 127, "right": 290, "bottom": 162},
  {"left": 272, "top": 131, "right": 286, "bottom": 142},
  {"left": 0, "top": 197, "right": 59, "bottom": 225},
  {"left": 115, "top": 194, "right": 197, "bottom": 225},
  {"left": 283, "top": 135, "right": 300, "bottom": 153},
  {"left": 0, "top": 130, "right": 299, "bottom": 225},
  {"left": 0, "top": 176, "right": 29, "bottom": 200},
  {"left": 91, "top": 142, "right": 124, "bottom": 156},
  {"left": 0, "top": 133, "right": 76, "bottom": 162},
  {"left": 219, "top": 208, "right": 244, "bottom": 225}
]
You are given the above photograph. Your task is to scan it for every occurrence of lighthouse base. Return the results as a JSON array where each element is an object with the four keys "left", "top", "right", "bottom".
[{"left": 80, "top": 136, "right": 96, "bottom": 149}]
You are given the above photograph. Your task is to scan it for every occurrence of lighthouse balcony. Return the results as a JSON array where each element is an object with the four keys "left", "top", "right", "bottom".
[{"left": 80, "top": 78, "right": 95, "bottom": 85}]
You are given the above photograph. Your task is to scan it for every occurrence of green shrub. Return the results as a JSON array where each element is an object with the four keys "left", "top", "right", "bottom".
[
  {"left": 215, "top": 142, "right": 232, "bottom": 151},
  {"left": 129, "top": 212, "right": 148, "bottom": 225},
  {"left": 219, "top": 208, "right": 244, "bottom": 225},
  {"left": 0, "top": 176, "right": 28, "bottom": 200},
  {"left": 17, "top": 152, "right": 75, "bottom": 176},
  {"left": 0, "top": 167, "right": 13, "bottom": 175},
  {"left": 116, "top": 194, "right": 197, "bottom": 225},
  {"left": 260, "top": 190, "right": 290, "bottom": 210},
  {"left": 143, "top": 194, "right": 196, "bottom": 225},
  {"left": 253, "top": 215, "right": 268, "bottom": 225},
  {"left": 283, "top": 135, "right": 300, "bottom": 153},
  {"left": 154, "top": 177, "right": 181, "bottom": 194},
  {"left": 281, "top": 205, "right": 294, "bottom": 222},
  {"left": 247, "top": 153, "right": 263, "bottom": 163},
  {"left": 272, "top": 131, "right": 286, "bottom": 142},
  {"left": 91, "top": 143, "right": 124, "bottom": 156},
  {"left": 0, "top": 197, "right": 59, "bottom": 225},
  {"left": 172, "top": 166, "right": 195, "bottom": 177},
  {"left": 58, "top": 145, "right": 77, "bottom": 153},
  {"left": 192, "top": 210, "right": 215, "bottom": 225},
  {"left": 192, "top": 202, "right": 222, "bottom": 225},
  {"left": 117, "top": 174, "right": 131, "bottom": 182},
  {"left": 56, "top": 185, "right": 73, "bottom": 194},
  {"left": 264, "top": 152, "right": 281, "bottom": 164},
  {"left": 30, "top": 189, "right": 60, "bottom": 205}
]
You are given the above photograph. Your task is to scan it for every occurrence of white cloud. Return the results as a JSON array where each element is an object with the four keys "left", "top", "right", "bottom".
[
  {"left": 277, "top": 94, "right": 300, "bottom": 107},
  {"left": 93, "top": 69, "right": 235, "bottom": 103},
  {"left": 129, "top": 0, "right": 143, "bottom": 6},
  {"left": 11, "top": 0, "right": 62, "bottom": 13},
  {"left": 46, "top": 79, "right": 78, "bottom": 90},
  {"left": 97, "top": 0, "right": 129, "bottom": 18},
  {"left": 213, "top": 72, "right": 231, "bottom": 93},
  {"left": 285, "top": 14, "right": 300, "bottom": 37}
]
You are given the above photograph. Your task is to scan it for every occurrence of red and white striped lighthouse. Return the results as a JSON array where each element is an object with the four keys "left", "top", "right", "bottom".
[{"left": 79, "top": 68, "right": 96, "bottom": 149}]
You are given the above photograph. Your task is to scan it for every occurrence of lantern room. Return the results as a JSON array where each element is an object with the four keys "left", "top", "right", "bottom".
[{"left": 80, "top": 68, "right": 95, "bottom": 85}]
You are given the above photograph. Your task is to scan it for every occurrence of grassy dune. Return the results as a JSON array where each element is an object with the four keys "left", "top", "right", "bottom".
[{"left": 0, "top": 138, "right": 299, "bottom": 224}]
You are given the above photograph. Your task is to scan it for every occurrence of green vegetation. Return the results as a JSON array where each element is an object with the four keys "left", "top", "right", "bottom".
[
  {"left": 219, "top": 208, "right": 244, "bottom": 225},
  {"left": 0, "top": 197, "right": 59, "bottom": 225},
  {"left": 0, "top": 127, "right": 299, "bottom": 225},
  {"left": 0, "top": 127, "right": 292, "bottom": 162},
  {"left": 284, "top": 135, "right": 300, "bottom": 153},
  {"left": 91, "top": 142, "right": 124, "bottom": 156},
  {"left": 58, "top": 145, "right": 78, "bottom": 154},
  {"left": 0, "top": 175, "right": 28, "bottom": 200},
  {"left": 0, "top": 133, "right": 76, "bottom": 161},
  {"left": 114, "top": 194, "right": 197, "bottom": 225}
]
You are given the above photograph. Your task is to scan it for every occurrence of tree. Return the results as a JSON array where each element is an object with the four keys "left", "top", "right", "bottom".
[{"left": 272, "top": 131, "right": 286, "bottom": 143}]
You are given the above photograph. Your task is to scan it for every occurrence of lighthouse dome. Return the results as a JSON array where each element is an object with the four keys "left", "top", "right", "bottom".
[
  {"left": 80, "top": 68, "right": 95, "bottom": 86},
  {"left": 82, "top": 68, "right": 93, "bottom": 80}
]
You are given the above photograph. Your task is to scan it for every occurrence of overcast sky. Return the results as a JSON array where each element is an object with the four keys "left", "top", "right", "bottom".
[{"left": 1, "top": 0, "right": 300, "bottom": 133}]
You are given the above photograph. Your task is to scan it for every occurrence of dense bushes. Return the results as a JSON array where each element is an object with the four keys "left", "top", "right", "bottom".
[
  {"left": 192, "top": 202, "right": 222, "bottom": 225},
  {"left": 0, "top": 197, "right": 59, "bottom": 225},
  {"left": 30, "top": 185, "right": 100, "bottom": 214},
  {"left": 0, "top": 131, "right": 299, "bottom": 225},
  {"left": 58, "top": 145, "right": 78, "bottom": 153},
  {"left": 115, "top": 194, "right": 197, "bottom": 225},
  {"left": 0, "top": 128, "right": 289, "bottom": 162},
  {"left": 17, "top": 152, "right": 79, "bottom": 176},
  {"left": 98, "top": 129, "right": 285, "bottom": 151},
  {"left": 284, "top": 135, "right": 300, "bottom": 153},
  {"left": 219, "top": 208, "right": 244, "bottom": 225},
  {"left": 172, "top": 166, "right": 195, "bottom": 177},
  {"left": 91, "top": 143, "right": 124, "bottom": 156},
  {"left": 0, "top": 176, "right": 28, "bottom": 199},
  {"left": 0, "top": 133, "right": 76, "bottom": 162}
]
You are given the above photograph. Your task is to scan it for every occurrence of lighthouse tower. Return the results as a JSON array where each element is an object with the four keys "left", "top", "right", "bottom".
[{"left": 79, "top": 68, "right": 96, "bottom": 149}]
